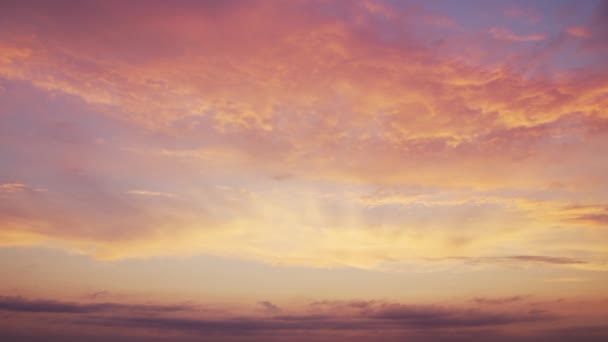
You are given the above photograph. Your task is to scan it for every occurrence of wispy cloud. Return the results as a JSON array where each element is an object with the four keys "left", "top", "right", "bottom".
[
  {"left": 0, "top": 183, "right": 46, "bottom": 193},
  {"left": 127, "top": 190, "right": 176, "bottom": 198},
  {"left": 488, "top": 27, "right": 546, "bottom": 41},
  {"left": 561, "top": 205, "right": 608, "bottom": 227},
  {"left": 427, "top": 255, "right": 586, "bottom": 266}
]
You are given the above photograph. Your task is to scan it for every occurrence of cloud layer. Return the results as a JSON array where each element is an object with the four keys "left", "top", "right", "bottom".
[
  {"left": 0, "top": 0, "right": 607, "bottom": 270},
  {"left": 1, "top": 295, "right": 608, "bottom": 342}
]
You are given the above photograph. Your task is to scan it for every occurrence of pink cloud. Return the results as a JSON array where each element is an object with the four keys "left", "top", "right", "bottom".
[
  {"left": 566, "top": 26, "right": 592, "bottom": 38},
  {"left": 488, "top": 27, "right": 546, "bottom": 41}
]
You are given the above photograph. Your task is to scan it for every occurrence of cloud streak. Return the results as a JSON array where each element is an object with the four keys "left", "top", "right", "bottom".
[
  {"left": 127, "top": 190, "right": 176, "bottom": 198},
  {"left": 0, "top": 296, "right": 194, "bottom": 314}
]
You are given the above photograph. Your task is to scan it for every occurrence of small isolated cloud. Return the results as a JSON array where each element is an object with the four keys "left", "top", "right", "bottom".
[
  {"left": 489, "top": 27, "right": 546, "bottom": 41},
  {"left": 257, "top": 301, "right": 281, "bottom": 314},
  {"left": 566, "top": 27, "right": 591, "bottom": 38},
  {"left": 127, "top": 190, "right": 175, "bottom": 198}
]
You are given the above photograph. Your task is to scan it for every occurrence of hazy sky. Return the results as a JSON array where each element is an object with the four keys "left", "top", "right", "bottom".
[{"left": 1, "top": 0, "right": 607, "bottom": 341}]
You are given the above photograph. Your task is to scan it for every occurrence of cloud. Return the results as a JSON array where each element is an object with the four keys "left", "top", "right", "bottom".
[
  {"left": 82, "top": 291, "right": 110, "bottom": 300},
  {"left": 0, "top": 183, "right": 46, "bottom": 194},
  {"left": 127, "top": 190, "right": 176, "bottom": 198},
  {"left": 488, "top": 27, "right": 546, "bottom": 42},
  {"left": 0, "top": 295, "right": 552, "bottom": 334},
  {"left": 0, "top": 296, "right": 193, "bottom": 314},
  {"left": 0, "top": 0, "right": 607, "bottom": 270},
  {"left": 501, "top": 256, "right": 585, "bottom": 265},
  {"left": 561, "top": 205, "right": 608, "bottom": 227},
  {"left": 79, "top": 307, "right": 548, "bottom": 332},
  {"left": 570, "top": 213, "right": 608, "bottom": 226},
  {"left": 431, "top": 256, "right": 586, "bottom": 266},
  {"left": 257, "top": 301, "right": 281, "bottom": 314},
  {"left": 4, "top": 295, "right": 608, "bottom": 342},
  {"left": 566, "top": 27, "right": 591, "bottom": 38},
  {"left": 0, "top": 183, "right": 28, "bottom": 193},
  {"left": 369, "top": 304, "right": 550, "bottom": 328},
  {"left": 473, "top": 296, "right": 528, "bottom": 305}
]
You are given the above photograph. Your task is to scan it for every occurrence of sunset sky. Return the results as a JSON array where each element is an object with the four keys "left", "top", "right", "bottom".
[{"left": 1, "top": 0, "right": 608, "bottom": 341}]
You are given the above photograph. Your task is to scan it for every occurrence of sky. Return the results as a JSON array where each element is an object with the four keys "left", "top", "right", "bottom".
[{"left": 0, "top": 0, "right": 607, "bottom": 341}]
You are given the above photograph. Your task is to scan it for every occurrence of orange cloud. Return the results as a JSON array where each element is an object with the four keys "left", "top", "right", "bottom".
[{"left": 0, "top": 0, "right": 607, "bottom": 272}]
